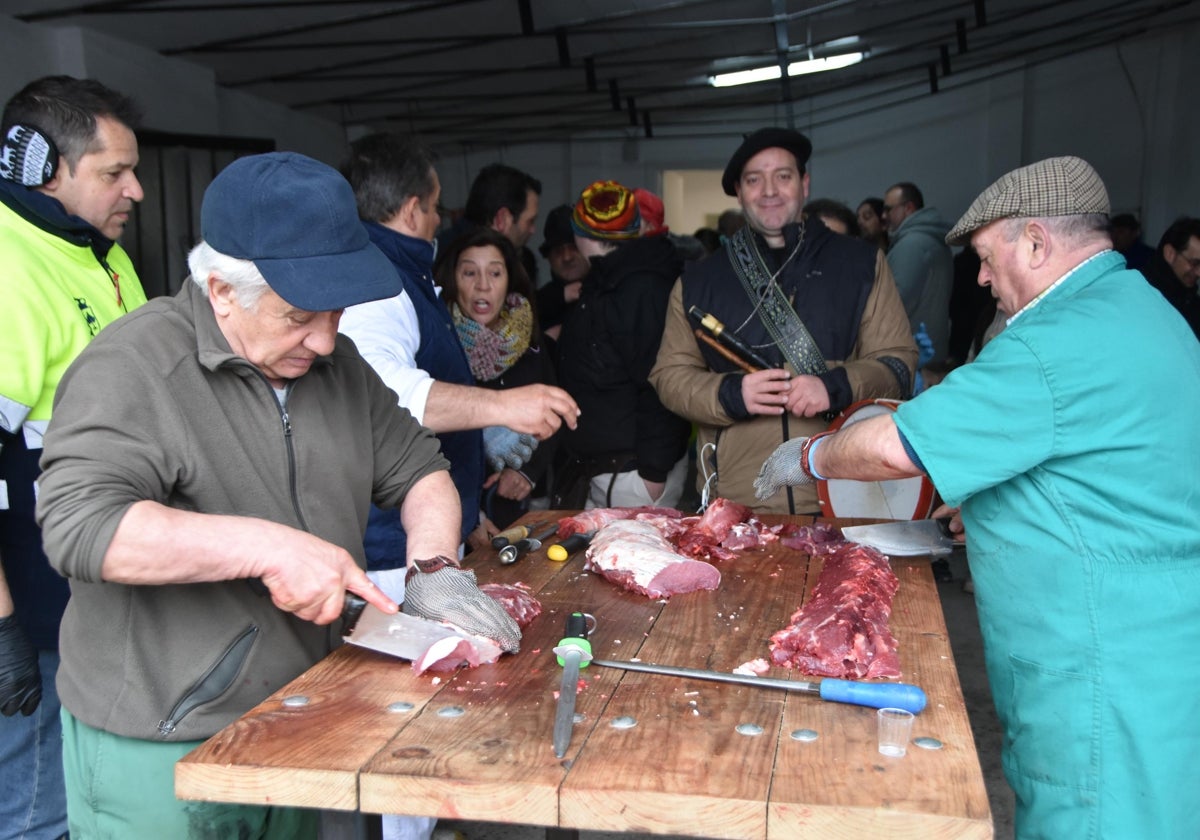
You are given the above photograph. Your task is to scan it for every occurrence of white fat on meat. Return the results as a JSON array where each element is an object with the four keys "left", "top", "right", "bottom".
[{"left": 585, "top": 520, "right": 721, "bottom": 599}]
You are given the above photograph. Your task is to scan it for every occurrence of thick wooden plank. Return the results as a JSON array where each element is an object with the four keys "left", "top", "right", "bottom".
[
  {"left": 359, "top": 546, "right": 665, "bottom": 822},
  {"left": 176, "top": 642, "right": 450, "bottom": 809},
  {"left": 560, "top": 517, "right": 816, "bottom": 839},
  {"left": 766, "top": 557, "right": 992, "bottom": 839}
]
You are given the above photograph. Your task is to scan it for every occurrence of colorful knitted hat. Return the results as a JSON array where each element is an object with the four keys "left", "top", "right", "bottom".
[{"left": 571, "top": 180, "right": 642, "bottom": 241}]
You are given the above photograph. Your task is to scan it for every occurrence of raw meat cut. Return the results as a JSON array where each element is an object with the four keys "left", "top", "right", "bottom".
[
  {"left": 556, "top": 506, "right": 683, "bottom": 538},
  {"left": 585, "top": 520, "right": 721, "bottom": 599},
  {"left": 768, "top": 541, "right": 901, "bottom": 679},
  {"left": 412, "top": 634, "right": 503, "bottom": 676},
  {"left": 675, "top": 498, "right": 753, "bottom": 559},
  {"left": 778, "top": 522, "right": 846, "bottom": 555},
  {"left": 480, "top": 582, "right": 542, "bottom": 627}
]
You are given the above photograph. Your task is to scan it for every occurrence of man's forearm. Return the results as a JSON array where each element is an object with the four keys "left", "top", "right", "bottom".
[
  {"left": 813, "top": 415, "right": 920, "bottom": 482},
  {"left": 101, "top": 500, "right": 306, "bottom": 585},
  {"left": 421, "top": 381, "right": 500, "bottom": 433},
  {"left": 399, "top": 471, "right": 463, "bottom": 561}
]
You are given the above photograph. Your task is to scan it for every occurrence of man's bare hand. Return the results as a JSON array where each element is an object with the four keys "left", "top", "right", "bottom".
[
  {"left": 256, "top": 530, "right": 396, "bottom": 625},
  {"left": 741, "top": 369, "right": 792, "bottom": 415},
  {"left": 495, "top": 468, "right": 534, "bottom": 501},
  {"left": 784, "top": 374, "right": 832, "bottom": 418},
  {"left": 493, "top": 384, "right": 580, "bottom": 438},
  {"left": 931, "top": 503, "right": 966, "bottom": 543}
]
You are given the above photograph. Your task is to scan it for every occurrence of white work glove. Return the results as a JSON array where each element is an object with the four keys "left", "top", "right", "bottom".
[
  {"left": 403, "top": 557, "right": 522, "bottom": 653},
  {"left": 482, "top": 426, "right": 538, "bottom": 473},
  {"left": 754, "top": 436, "right": 815, "bottom": 501}
]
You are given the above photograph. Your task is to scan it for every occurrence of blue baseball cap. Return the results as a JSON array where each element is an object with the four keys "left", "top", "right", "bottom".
[{"left": 201, "top": 152, "right": 400, "bottom": 311}]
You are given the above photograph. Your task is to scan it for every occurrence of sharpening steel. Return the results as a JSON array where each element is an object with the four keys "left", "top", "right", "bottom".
[{"left": 592, "top": 659, "right": 927, "bottom": 713}]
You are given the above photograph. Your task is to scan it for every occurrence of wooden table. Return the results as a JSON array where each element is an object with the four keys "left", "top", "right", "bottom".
[{"left": 177, "top": 513, "right": 993, "bottom": 839}]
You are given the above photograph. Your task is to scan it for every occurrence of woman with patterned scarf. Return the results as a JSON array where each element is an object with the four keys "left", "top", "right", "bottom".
[{"left": 438, "top": 228, "right": 559, "bottom": 529}]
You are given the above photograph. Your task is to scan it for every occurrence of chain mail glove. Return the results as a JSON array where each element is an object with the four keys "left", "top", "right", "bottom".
[
  {"left": 403, "top": 557, "right": 522, "bottom": 653},
  {"left": 0, "top": 614, "right": 41, "bottom": 717},
  {"left": 754, "top": 433, "right": 832, "bottom": 501},
  {"left": 482, "top": 426, "right": 538, "bottom": 473}
]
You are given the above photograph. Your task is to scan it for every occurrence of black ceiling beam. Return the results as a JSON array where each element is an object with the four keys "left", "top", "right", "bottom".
[
  {"left": 161, "top": 0, "right": 473, "bottom": 56},
  {"left": 556, "top": 28, "right": 570, "bottom": 67},
  {"left": 519, "top": 0, "right": 534, "bottom": 36}
]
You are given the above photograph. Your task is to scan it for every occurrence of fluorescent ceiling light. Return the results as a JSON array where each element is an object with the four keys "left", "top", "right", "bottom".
[
  {"left": 709, "top": 51, "right": 864, "bottom": 87},
  {"left": 710, "top": 65, "right": 782, "bottom": 88},
  {"left": 789, "top": 52, "right": 864, "bottom": 76}
]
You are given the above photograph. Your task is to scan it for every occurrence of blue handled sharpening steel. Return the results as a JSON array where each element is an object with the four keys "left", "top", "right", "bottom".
[{"left": 591, "top": 659, "right": 927, "bottom": 714}]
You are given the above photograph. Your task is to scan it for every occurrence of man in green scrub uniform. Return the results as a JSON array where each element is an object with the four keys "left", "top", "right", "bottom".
[{"left": 754, "top": 156, "right": 1200, "bottom": 840}]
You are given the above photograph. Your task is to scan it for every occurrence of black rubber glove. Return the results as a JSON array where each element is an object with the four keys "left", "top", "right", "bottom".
[{"left": 0, "top": 614, "right": 41, "bottom": 716}]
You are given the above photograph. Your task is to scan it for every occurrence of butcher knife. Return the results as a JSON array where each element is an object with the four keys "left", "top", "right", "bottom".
[
  {"left": 342, "top": 601, "right": 470, "bottom": 660},
  {"left": 499, "top": 523, "right": 559, "bottom": 564},
  {"left": 546, "top": 531, "right": 595, "bottom": 562},
  {"left": 552, "top": 611, "right": 594, "bottom": 758},
  {"left": 840, "top": 517, "right": 957, "bottom": 557},
  {"left": 592, "top": 659, "right": 927, "bottom": 713}
]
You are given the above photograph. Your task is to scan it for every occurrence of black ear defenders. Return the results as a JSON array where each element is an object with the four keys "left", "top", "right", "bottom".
[{"left": 0, "top": 123, "right": 59, "bottom": 187}]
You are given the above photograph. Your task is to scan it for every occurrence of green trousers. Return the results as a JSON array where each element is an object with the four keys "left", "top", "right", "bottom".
[{"left": 61, "top": 709, "right": 318, "bottom": 839}]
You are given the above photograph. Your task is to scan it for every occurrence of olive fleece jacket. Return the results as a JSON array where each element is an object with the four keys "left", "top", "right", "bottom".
[{"left": 36, "top": 280, "right": 448, "bottom": 740}]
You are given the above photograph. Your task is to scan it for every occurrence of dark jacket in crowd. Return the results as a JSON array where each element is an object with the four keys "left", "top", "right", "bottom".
[
  {"left": 1142, "top": 253, "right": 1200, "bottom": 341},
  {"left": 555, "top": 235, "right": 689, "bottom": 483}
]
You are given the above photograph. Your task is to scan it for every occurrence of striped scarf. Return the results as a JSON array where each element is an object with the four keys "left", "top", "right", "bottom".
[{"left": 452, "top": 293, "right": 533, "bottom": 382}]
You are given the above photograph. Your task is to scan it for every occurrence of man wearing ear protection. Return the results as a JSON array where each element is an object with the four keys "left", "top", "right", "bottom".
[{"left": 0, "top": 75, "right": 146, "bottom": 840}]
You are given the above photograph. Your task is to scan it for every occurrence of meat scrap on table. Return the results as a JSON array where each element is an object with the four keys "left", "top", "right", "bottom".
[{"left": 557, "top": 497, "right": 781, "bottom": 563}]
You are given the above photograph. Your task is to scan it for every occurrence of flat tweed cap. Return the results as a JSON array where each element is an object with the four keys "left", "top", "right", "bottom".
[{"left": 945, "top": 155, "right": 1110, "bottom": 245}]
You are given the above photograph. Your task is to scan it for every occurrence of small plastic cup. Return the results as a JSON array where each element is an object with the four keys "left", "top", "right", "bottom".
[{"left": 877, "top": 707, "right": 915, "bottom": 757}]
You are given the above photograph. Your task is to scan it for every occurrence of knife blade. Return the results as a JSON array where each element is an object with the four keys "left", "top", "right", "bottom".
[
  {"left": 498, "top": 523, "right": 559, "bottom": 564},
  {"left": 840, "top": 517, "right": 957, "bottom": 557},
  {"left": 343, "top": 603, "right": 473, "bottom": 661},
  {"left": 552, "top": 611, "right": 593, "bottom": 758},
  {"left": 591, "top": 659, "right": 926, "bottom": 713}
]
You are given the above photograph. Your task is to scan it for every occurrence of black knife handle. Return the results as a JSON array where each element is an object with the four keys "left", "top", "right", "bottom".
[{"left": 564, "top": 611, "right": 588, "bottom": 639}]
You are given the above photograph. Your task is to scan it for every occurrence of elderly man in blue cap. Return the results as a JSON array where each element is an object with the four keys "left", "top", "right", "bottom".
[
  {"left": 35, "top": 152, "right": 517, "bottom": 838},
  {"left": 756, "top": 156, "right": 1200, "bottom": 840}
]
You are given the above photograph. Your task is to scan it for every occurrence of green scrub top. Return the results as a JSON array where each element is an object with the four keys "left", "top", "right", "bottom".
[{"left": 895, "top": 251, "right": 1200, "bottom": 840}]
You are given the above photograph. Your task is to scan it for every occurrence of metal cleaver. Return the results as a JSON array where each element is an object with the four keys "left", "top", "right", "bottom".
[
  {"left": 840, "top": 518, "right": 957, "bottom": 557},
  {"left": 343, "top": 602, "right": 469, "bottom": 661}
]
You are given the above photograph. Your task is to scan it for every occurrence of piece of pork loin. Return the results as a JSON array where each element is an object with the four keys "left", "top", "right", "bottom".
[{"left": 585, "top": 519, "right": 720, "bottom": 599}]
